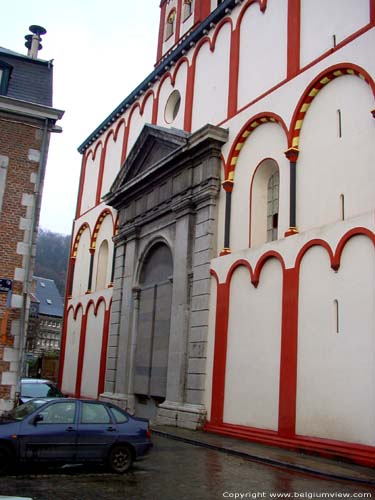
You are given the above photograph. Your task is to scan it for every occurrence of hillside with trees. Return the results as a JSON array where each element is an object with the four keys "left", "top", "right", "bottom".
[{"left": 34, "top": 229, "right": 71, "bottom": 296}]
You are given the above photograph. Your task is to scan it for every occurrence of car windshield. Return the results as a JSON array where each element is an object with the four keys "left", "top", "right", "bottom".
[
  {"left": 21, "top": 382, "right": 63, "bottom": 398},
  {"left": 5, "top": 400, "right": 47, "bottom": 421}
]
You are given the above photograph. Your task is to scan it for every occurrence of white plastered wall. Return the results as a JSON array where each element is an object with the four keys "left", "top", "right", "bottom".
[
  {"left": 101, "top": 122, "right": 125, "bottom": 198},
  {"left": 126, "top": 94, "right": 154, "bottom": 154},
  {"left": 80, "top": 146, "right": 102, "bottom": 214},
  {"left": 230, "top": 122, "right": 289, "bottom": 252},
  {"left": 192, "top": 22, "right": 231, "bottom": 130},
  {"left": 62, "top": 308, "right": 82, "bottom": 395},
  {"left": 296, "top": 236, "right": 375, "bottom": 446},
  {"left": 237, "top": 0, "right": 287, "bottom": 110},
  {"left": 300, "top": 0, "right": 370, "bottom": 68},
  {"left": 223, "top": 259, "right": 282, "bottom": 430},
  {"left": 80, "top": 301, "right": 106, "bottom": 399},
  {"left": 72, "top": 227, "right": 91, "bottom": 298},
  {"left": 297, "top": 75, "right": 375, "bottom": 233}
]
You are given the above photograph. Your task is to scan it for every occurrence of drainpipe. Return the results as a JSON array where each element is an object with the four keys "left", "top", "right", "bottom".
[{"left": 17, "top": 118, "right": 51, "bottom": 402}]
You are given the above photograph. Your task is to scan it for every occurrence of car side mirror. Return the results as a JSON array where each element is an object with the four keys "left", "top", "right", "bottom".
[{"left": 33, "top": 414, "right": 44, "bottom": 425}]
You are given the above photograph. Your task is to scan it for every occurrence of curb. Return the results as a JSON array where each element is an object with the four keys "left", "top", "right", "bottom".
[{"left": 152, "top": 428, "right": 375, "bottom": 486}]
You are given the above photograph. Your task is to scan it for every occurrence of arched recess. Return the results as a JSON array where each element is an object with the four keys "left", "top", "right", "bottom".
[
  {"left": 290, "top": 64, "right": 375, "bottom": 149},
  {"left": 80, "top": 299, "right": 106, "bottom": 399},
  {"left": 191, "top": 21, "right": 232, "bottom": 130},
  {"left": 292, "top": 66, "right": 375, "bottom": 233},
  {"left": 101, "top": 121, "right": 125, "bottom": 198},
  {"left": 79, "top": 143, "right": 103, "bottom": 214},
  {"left": 223, "top": 257, "right": 283, "bottom": 430},
  {"left": 225, "top": 113, "right": 288, "bottom": 181},
  {"left": 250, "top": 158, "right": 280, "bottom": 247},
  {"left": 71, "top": 224, "right": 91, "bottom": 297},
  {"left": 237, "top": 0, "right": 287, "bottom": 110},
  {"left": 91, "top": 210, "right": 115, "bottom": 292},
  {"left": 296, "top": 235, "right": 375, "bottom": 446},
  {"left": 133, "top": 242, "right": 174, "bottom": 417},
  {"left": 228, "top": 115, "right": 288, "bottom": 252},
  {"left": 61, "top": 305, "right": 83, "bottom": 395}
]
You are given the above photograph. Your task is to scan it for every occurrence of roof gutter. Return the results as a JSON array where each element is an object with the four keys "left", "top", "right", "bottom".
[{"left": 0, "top": 95, "right": 64, "bottom": 122}]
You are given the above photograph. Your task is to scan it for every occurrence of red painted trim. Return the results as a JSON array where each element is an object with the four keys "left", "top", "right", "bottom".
[
  {"left": 371, "top": 0, "right": 375, "bottom": 24},
  {"left": 228, "top": 27, "right": 240, "bottom": 119},
  {"left": 277, "top": 267, "right": 299, "bottom": 437},
  {"left": 294, "top": 238, "right": 335, "bottom": 271},
  {"left": 334, "top": 227, "right": 375, "bottom": 270},
  {"left": 287, "top": 0, "right": 300, "bottom": 79},
  {"left": 120, "top": 119, "right": 130, "bottom": 165},
  {"left": 210, "top": 278, "right": 230, "bottom": 425},
  {"left": 184, "top": 62, "right": 196, "bottom": 132},
  {"left": 98, "top": 306, "right": 111, "bottom": 395},
  {"left": 157, "top": 1, "right": 167, "bottom": 63},
  {"left": 75, "top": 154, "right": 87, "bottom": 219},
  {"left": 204, "top": 422, "right": 375, "bottom": 466},
  {"left": 90, "top": 208, "right": 114, "bottom": 249},
  {"left": 226, "top": 112, "right": 288, "bottom": 181},
  {"left": 253, "top": 251, "right": 285, "bottom": 286},
  {"left": 72, "top": 223, "right": 91, "bottom": 258},
  {"left": 289, "top": 63, "right": 375, "bottom": 147},
  {"left": 194, "top": 0, "right": 210, "bottom": 24}
]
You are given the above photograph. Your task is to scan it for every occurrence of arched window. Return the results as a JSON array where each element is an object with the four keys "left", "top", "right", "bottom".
[
  {"left": 250, "top": 159, "right": 280, "bottom": 247},
  {"left": 165, "top": 9, "right": 176, "bottom": 40},
  {"left": 267, "top": 171, "right": 279, "bottom": 242},
  {"left": 183, "top": 0, "right": 193, "bottom": 20},
  {"left": 95, "top": 240, "right": 109, "bottom": 290}
]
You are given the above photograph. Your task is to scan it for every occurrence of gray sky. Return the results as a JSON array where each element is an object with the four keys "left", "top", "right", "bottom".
[{"left": 2, "top": 0, "right": 160, "bottom": 234}]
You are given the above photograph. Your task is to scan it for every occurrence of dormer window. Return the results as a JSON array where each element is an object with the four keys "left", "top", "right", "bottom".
[
  {"left": 0, "top": 61, "right": 12, "bottom": 95},
  {"left": 183, "top": 0, "right": 193, "bottom": 20},
  {"left": 165, "top": 9, "right": 176, "bottom": 40}
]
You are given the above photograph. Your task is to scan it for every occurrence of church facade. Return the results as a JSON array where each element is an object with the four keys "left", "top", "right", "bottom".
[{"left": 60, "top": 0, "right": 375, "bottom": 465}]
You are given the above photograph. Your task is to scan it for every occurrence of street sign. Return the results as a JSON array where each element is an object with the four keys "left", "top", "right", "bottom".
[{"left": 0, "top": 279, "right": 12, "bottom": 293}]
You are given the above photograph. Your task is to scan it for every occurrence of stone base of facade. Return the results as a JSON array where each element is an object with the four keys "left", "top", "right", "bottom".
[
  {"left": 156, "top": 401, "right": 207, "bottom": 430},
  {"left": 99, "top": 392, "right": 135, "bottom": 414}
]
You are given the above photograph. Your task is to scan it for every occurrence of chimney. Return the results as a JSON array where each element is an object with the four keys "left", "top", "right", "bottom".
[{"left": 24, "top": 25, "right": 47, "bottom": 59}]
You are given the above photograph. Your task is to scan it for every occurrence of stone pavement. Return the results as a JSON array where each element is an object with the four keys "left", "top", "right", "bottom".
[{"left": 152, "top": 425, "right": 375, "bottom": 486}]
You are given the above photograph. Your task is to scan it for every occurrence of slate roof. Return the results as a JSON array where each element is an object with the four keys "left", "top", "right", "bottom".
[
  {"left": 31, "top": 276, "right": 64, "bottom": 318},
  {"left": 0, "top": 47, "right": 53, "bottom": 106}
]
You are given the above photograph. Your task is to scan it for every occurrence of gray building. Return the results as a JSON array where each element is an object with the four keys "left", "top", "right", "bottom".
[{"left": 102, "top": 124, "right": 227, "bottom": 428}]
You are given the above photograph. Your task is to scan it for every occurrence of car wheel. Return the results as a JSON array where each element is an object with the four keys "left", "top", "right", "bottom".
[
  {"left": 0, "top": 446, "right": 14, "bottom": 475},
  {"left": 107, "top": 444, "right": 133, "bottom": 473}
]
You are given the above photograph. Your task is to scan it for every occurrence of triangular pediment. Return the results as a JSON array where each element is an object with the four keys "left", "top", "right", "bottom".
[{"left": 108, "top": 124, "right": 189, "bottom": 196}]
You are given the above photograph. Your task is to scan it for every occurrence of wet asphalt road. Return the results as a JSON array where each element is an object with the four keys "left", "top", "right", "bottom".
[{"left": 1, "top": 435, "right": 375, "bottom": 500}]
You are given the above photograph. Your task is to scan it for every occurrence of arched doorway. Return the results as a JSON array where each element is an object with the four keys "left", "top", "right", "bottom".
[{"left": 134, "top": 243, "right": 173, "bottom": 419}]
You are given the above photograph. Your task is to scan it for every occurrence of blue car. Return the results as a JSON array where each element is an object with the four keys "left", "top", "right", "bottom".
[{"left": 0, "top": 398, "right": 152, "bottom": 474}]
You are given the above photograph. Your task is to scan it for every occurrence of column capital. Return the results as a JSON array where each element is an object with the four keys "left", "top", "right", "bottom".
[
  {"left": 284, "top": 147, "right": 300, "bottom": 162},
  {"left": 222, "top": 179, "right": 234, "bottom": 193},
  {"left": 284, "top": 227, "right": 299, "bottom": 237}
]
